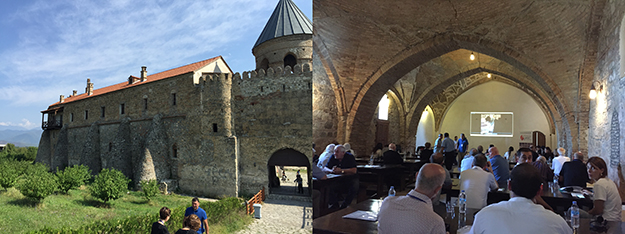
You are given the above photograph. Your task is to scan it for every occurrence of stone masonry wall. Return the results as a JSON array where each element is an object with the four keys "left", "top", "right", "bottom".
[{"left": 589, "top": 0, "right": 625, "bottom": 183}]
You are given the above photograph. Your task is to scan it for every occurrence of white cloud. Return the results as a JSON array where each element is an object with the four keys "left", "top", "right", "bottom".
[{"left": 0, "top": 119, "right": 38, "bottom": 129}]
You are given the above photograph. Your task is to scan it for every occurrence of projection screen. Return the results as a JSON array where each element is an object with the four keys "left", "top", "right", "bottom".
[{"left": 469, "top": 112, "right": 513, "bottom": 137}]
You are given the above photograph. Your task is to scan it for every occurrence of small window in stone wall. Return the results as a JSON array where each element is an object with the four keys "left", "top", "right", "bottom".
[
  {"left": 109, "top": 142, "right": 112, "bottom": 152},
  {"left": 212, "top": 123, "right": 218, "bottom": 132},
  {"left": 70, "top": 113, "right": 74, "bottom": 122},
  {"left": 144, "top": 98, "right": 148, "bottom": 110},
  {"left": 85, "top": 110, "right": 89, "bottom": 120},
  {"left": 172, "top": 144, "right": 178, "bottom": 158},
  {"left": 172, "top": 93, "right": 177, "bottom": 106},
  {"left": 101, "top": 106, "right": 105, "bottom": 118},
  {"left": 120, "top": 103, "right": 125, "bottom": 115}
]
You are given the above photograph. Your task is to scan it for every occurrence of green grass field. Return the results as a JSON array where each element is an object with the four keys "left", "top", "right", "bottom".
[{"left": 0, "top": 186, "right": 252, "bottom": 233}]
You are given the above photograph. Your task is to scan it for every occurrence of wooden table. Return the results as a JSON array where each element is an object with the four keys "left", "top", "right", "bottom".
[
  {"left": 443, "top": 178, "right": 594, "bottom": 210},
  {"left": 313, "top": 174, "right": 359, "bottom": 218},
  {"left": 357, "top": 164, "right": 405, "bottom": 198},
  {"left": 313, "top": 199, "right": 592, "bottom": 234}
]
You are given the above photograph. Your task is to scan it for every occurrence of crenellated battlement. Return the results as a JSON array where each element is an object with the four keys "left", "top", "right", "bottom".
[{"left": 232, "top": 64, "right": 312, "bottom": 98}]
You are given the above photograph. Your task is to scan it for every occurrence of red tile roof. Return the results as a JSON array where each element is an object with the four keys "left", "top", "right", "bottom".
[{"left": 47, "top": 56, "right": 228, "bottom": 109}]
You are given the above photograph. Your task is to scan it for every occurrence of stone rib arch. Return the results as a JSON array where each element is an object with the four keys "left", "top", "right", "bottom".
[{"left": 343, "top": 34, "right": 574, "bottom": 155}]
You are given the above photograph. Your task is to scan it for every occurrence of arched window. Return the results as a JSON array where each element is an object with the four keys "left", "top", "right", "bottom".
[
  {"left": 378, "top": 94, "right": 390, "bottom": 120},
  {"left": 283, "top": 54, "right": 297, "bottom": 68},
  {"left": 260, "top": 58, "right": 269, "bottom": 71}
]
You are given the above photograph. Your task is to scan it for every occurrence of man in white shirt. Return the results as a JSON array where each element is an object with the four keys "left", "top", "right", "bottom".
[
  {"left": 460, "top": 148, "right": 477, "bottom": 172},
  {"left": 460, "top": 154, "right": 498, "bottom": 209},
  {"left": 378, "top": 163, "right": 447, "bottom": 234},
  {"left": 551, "top": 147, "right": 570, "bottom": 176},
  {"left": 469, "top": 163, "right": 571, "bottom": 234}
]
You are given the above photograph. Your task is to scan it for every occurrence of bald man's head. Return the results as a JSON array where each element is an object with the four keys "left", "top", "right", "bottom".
[
  {"left": 430, "top": 152, "right": 444, "bottom": 165},
  {"left": 573, "top": 152, "right": 584, "bottom": 161},
  {"left": 488, "top": 147, "right": 499, "bottom": 158},
  {"left": 388, "top": 143, "right": 396, "bottom": 151},
  {"left": 415, "top": 163, "right": 446, "bottom": 196}
]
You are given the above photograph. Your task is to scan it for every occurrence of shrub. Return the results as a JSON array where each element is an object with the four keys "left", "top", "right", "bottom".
[
  {"left": 56, "top": 165, "right": 92, "bottom": 194},
  {"left": 0, "top": 159, "right": 34, "bottom": 190},
  {"left": 139, "top": 179, "right": 159, "bottom": 201},
  {"left": 17, "top": 164, "right": 58, "bottom": 202},
  {"left": 89, "top": 168, "right": 130, "bottom": 203},
  {"left": 0, "top": 144, "right": 38, "bottom": 161}
]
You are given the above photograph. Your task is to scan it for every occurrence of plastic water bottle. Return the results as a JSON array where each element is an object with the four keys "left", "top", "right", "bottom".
[
  {"left": 388, "top": 186, "right": 396, "bottom": 197},
  {"left": 369, "top": 154, "right": 375, "bottom": 165},
  {"left": 570, "top": 201, "right": 580, "bottom": 229},
  {"left": 459, "top": 190, "right": 467, "bottom": 214}
]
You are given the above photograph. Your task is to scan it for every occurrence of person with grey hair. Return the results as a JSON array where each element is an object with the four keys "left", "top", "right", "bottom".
[
  {"left": 558, "top": 151, "right": 589, "bottom": 187},
  {"left": 460, "top": 148, "right": 477, "bottom": 172},
  {"left": 460, "top": 154, "right": 498, "bottom": 209},
  {"left": 317, "top": 143, "right": 335, "bottom": 169},
  {"left": 324, "top": 144, "right": 358, "bottom": 209},
  {"left": 531, "top": 155, "right": 554, "bottom": 184},
  {"left": 551, "top": 147, "right": 570, "bottom": 176},
  {"left": 377, "top": 163, "right": 447, "bottom": 234}
]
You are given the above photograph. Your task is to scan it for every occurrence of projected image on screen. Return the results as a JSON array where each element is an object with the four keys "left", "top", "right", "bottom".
[{"left": 470, "top": 112, "right": 513, "bottom": 137}]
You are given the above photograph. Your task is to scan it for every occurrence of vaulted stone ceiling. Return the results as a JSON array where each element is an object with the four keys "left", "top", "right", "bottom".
[{"left": 313, "top": 0, "right": 605, "bottom": 155}]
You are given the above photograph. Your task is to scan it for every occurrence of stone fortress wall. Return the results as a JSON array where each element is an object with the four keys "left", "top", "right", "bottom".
[{"left": 36, "top": 64, "right": 312, "bottom": 198}]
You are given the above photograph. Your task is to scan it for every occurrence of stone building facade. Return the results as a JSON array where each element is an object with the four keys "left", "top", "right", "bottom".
[{"left": 36, "top": 0, "right": 312, "bottom": 198}]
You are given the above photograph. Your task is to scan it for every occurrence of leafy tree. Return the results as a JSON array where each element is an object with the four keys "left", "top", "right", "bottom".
[
  {"left": 139, "top": 179, "right": 159, "bottom": 201},
  {"left": 0, "top": 144, "right": 37, "bottom": 161},
  {"left": 17, "top": 163, "right": 58, "bottom": 202},
  {"left": 89, "top": 168, "right": 130, "bottom": 203},
  {"left": 56, "top": 165, "right": 92, "bottom": 194}
]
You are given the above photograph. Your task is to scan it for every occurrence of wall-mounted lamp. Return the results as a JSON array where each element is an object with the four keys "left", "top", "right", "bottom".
[
  {"left": 470, "top": 52, "right": 475, "bottom": 61},
  {"left": 487, "top": 73, "right": 492, "bottom": 78},
  {"left": 589, "top": 82, "right": 603, "bottom": 99}
]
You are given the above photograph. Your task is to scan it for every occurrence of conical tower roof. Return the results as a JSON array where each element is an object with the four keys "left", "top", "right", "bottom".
[{"left": 253, "top": 0, "right": 312, "bottom": 48}]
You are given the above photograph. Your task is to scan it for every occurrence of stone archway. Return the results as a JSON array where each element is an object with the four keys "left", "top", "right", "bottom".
[
  {"left": 339, "top": 38, "right": 573, "bottom": 157},
  {"left": 266, "top": 148, "right": 311, "bottom": 196}
]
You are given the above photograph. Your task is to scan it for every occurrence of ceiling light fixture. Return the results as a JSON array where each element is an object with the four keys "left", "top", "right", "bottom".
[{"left": 589, "top": 81, "right": 603, "bottom": 99}]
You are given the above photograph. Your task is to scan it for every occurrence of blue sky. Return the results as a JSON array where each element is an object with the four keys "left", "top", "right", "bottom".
[{"left": 0, "top": 0, "right": 312, "bottom": 130}]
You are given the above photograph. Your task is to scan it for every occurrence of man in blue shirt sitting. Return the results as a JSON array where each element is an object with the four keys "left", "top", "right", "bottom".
[{"left": 185, "top": 197, "right": 209, "bottom": 234}]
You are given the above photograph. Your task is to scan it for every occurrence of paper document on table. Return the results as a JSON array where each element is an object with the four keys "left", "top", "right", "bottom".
[
  {"left": 571, "top": 192, "right": 585, "bottom": 198},
  {"left": 326, "top": 174, "right": 340, "bottom": 179},
  {"left": 342, "top": 210, "right": 378, "bottom": 222}
]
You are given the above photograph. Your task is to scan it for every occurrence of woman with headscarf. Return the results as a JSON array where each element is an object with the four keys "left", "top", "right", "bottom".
[{"left": 317, "top": 144, "right": 336, "bottom": 169}]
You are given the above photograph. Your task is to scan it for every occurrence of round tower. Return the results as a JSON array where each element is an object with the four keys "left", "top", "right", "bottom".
[{"left": 252, "top": 0, "right": 312, "bottom": 71}]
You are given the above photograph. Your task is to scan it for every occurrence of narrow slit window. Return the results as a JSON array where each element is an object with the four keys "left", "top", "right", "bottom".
[
  {"left": 144, "top": 98, "right": 148, "bottom": 110},
  {"left": 172, "top": 93, "right": 177, "bottom": 106},
  {"left": 212, "top": 123, "right": 218, "bottom": 132},
  {"left": 85, "top": 110, "right": 89, "bottom": 120},
  {"left": 101, "top": 106, "right": 105, "bottom": 118},
  {"left": 120, "top": 103, "right": 125, "bottom": 115},
  {"left": 172, "top": 144, "right": 178, "bottom": 158},
  {"left": 70, "top": 113, "right": 74, "bottom": 122}
]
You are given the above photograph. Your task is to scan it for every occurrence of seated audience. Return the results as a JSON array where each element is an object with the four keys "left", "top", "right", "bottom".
[
  {"left": 383, "top": 143, "right": 403, "bottom": 164},
  {"left": 529, "top": 145, "right": 540, "bottom": 162},
  {"left": 430, "top": 152, "right": 452, "bottom": 204},
  {"left": 543, "top": 147, "right": 555, "bottom": 162},
  {"left": 344, "top": 143, "right": 356, "bottom": 157},
  {"left": 586, "top": 157, "right": 622, "bottom": 234},
  {"left": 151, "top": 207, "right": 171, "bottom": 234},
  {"left": 487, "top": 147, "right": 510, "bottom": 189},
  {"left": 460, "top": 148, "right": 477, "bottom": 172},
  {"left": 558, "top": 152, "right": 588, "bottom": 187},
  {"left": 476, "top": 145, "right": 484, "bottom": 155},
  {"left": 515, "top": 148, "right": 533, "bottom": 165},
  {"left": 377, "top": 163, "right": 447, "bottom": 234},
  {"left": 460, "top": 154, "right": 498, "bottom": 209},
  {"left": 551, "top": 147, "right": 570, "bottom": 176},
  {"left": 470, "top": 164, "right": 571, "bottom": 234},
  {"left": 324, "top": 145, "right": 358, "bottom": 209},
  {"left": 175, "top": 214, "right": 201, "bottom": 234},
  {"left": 531, "top": 156, "right": 554, "bottom": 184}
]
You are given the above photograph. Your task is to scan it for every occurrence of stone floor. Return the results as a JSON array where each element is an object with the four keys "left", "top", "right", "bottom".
[{"left": 236, "top": 198, "right": 313, "bottom": 234}]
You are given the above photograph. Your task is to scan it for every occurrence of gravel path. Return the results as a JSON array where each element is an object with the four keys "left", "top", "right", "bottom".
[{"left": 236, "top": 198, "right": 312, "bottom": 234}]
